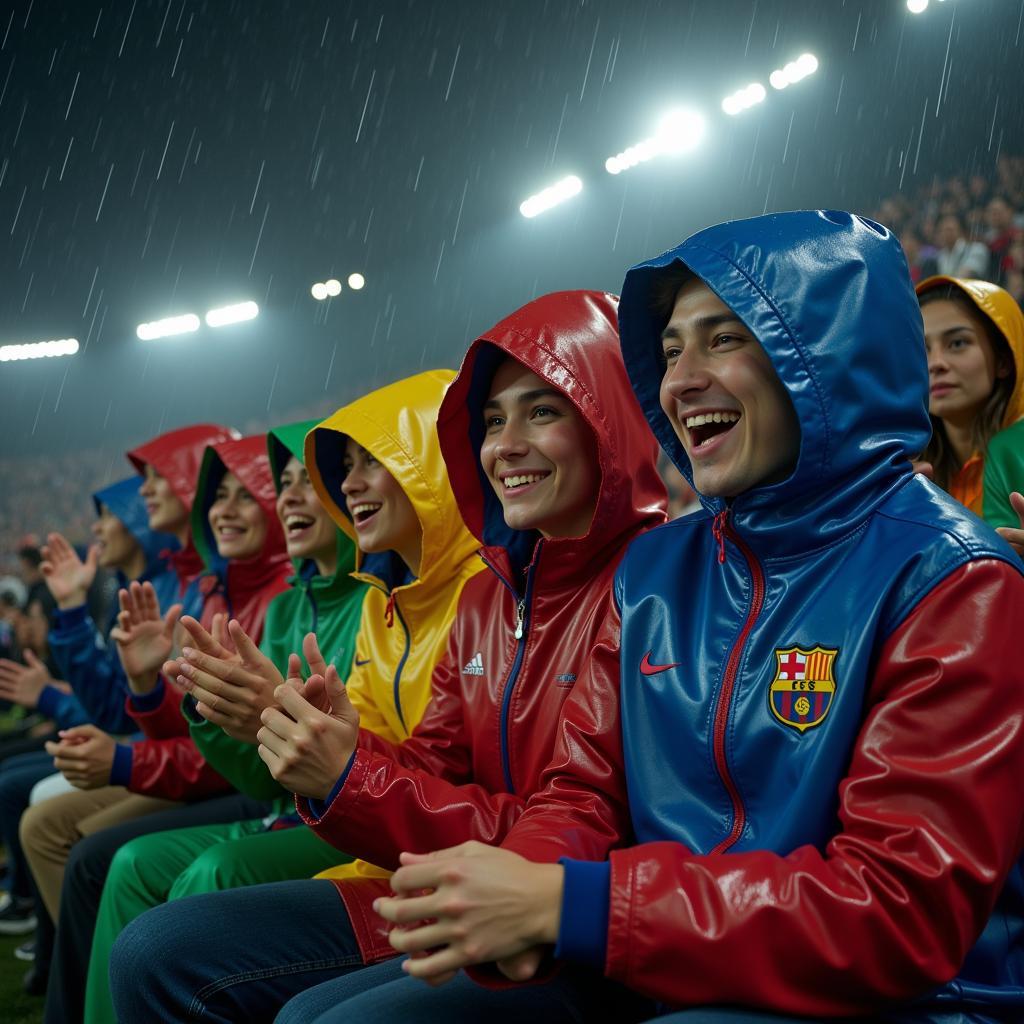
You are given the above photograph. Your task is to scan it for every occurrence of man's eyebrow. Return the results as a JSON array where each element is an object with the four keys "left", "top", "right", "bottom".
[
  {"left": 483, "top": 387, "right": 564, "bottom": 409},
  {"left": 660, "top": 313, "right": 747, "bottom": 341}
]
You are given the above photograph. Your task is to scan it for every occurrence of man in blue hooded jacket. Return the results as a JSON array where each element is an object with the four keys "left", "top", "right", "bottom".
[{"left": 344, "top": 212, "right": 1024, "bottom": 1024}]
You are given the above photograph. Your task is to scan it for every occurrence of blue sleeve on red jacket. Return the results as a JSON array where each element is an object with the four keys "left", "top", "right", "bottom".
[
  {"left": 555, "top": 859, "right": 610, "bottom": 970},
  {"left": 305, "top": 752, "right": 356, "bottom": 820},
  {"left": 129, "top": 680, "right": 167, "bottom": 714},
  {"left": 110, "top": 743, "right": 134, "bottom": 787},
  {"left": 35, "top": 684, "right": 88, "bottom": 729},
  {"left": 47, "top": 606, "right": 135, "bottom": 733}
]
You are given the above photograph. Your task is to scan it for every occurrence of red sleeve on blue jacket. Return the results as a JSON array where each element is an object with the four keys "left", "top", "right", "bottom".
[{"left": 507, "top": 559, "right": 1024, "bottom": 1016}]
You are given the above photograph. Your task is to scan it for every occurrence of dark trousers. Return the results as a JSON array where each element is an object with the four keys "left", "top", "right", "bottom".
[
  {"left": 0, "top": 749, "right": 55, "bottom": 897},
  {"left": 43, "top": 791, "right": 270, "bottom": 1024}
]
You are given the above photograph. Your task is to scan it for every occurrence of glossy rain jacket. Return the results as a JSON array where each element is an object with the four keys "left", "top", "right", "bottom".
[
  {"left": 295, "top": 294, "right": 666, "bottom": 962},
  {"left": 916, "top": 275, "right": 1024, "bottom": 519},
  {"left": 117, "top": 435, "right": 291, "bottom": 801},
  {"left": 502, "top": 213, "right": 1024, "bottom": 1018},
  {"left": 188, "top": 420, "right": 368, "bottom": 804},
  {"left": 42, "top": 476, "right": 179, "bottom": 732}
]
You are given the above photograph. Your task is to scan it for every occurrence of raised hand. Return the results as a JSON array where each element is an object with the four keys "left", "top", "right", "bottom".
[
  {"left": 177, "top": 616, "right": 285, "bottom": 745},
  {"left": 109, "top": 580, "right": 182, "bottom": 694},
  {"left": 996, "top": 491, "right": 1024, "bottom": 558},
  {"left": 40, "top": 532, "right": 99, "bottom": 610},
  {"left": 0, "top": 650, "right": 55, "bottom": 709},
  {"left": 256, "top": 659, "right": 360, "bottom": 800},
  {"left": 45, "top": 724, "right": 117, "bottom": 789}
]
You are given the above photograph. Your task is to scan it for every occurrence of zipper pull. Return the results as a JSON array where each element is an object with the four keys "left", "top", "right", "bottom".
[
  {"left": 514, "top": 599, "right": 525, "bottom": 640},
  {"left": 712, "top": 510, "right": 729, "bottom": 565},
  {"left": 384, "top": 593, "right": 396, "bottom": 629}
]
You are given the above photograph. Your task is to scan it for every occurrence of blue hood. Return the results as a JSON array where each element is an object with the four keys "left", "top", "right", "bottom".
[
  {"left": 618, "top": 210, "right": 932, "bottom": 556},
  {"left": 92, "top": 476, "right": 178, "bottom": 574}
]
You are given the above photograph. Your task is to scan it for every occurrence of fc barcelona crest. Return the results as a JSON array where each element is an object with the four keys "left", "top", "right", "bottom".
[{"left": 769, "top": 645, "right": 838, "bottom": 734}]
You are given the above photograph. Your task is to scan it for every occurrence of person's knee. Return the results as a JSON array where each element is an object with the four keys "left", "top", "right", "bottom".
[
  {"left": 110, "top": 903, "right": 182, "bottom": 1007},
  {"left": 18, "top": 798, "right": 51, "bottom": 854},
  {"left": 171, "top": 842, "right": 238, "bottom": 899}
]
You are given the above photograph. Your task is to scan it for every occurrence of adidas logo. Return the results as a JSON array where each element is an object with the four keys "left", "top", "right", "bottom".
[{"left": 461, "top": 652, "right": 484, "bottom": 676}]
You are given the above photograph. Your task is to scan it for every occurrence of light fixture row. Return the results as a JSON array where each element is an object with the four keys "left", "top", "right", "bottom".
[
  {"left": 0, "top": 338, "right": 80, "bottom": 362},
  {"left": 136, "top": 301, "right": 259, "bottom": 341},
  {"left": 310, "top": 273, "right": 366, "bottom": 300}
]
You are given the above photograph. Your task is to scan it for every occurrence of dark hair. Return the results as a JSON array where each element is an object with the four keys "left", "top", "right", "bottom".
[
  {"left": 918, "top": 284, "right": 1016, "bottom": 491},
  {"left": 17, "top": 546, "right": 42, "bottom": 568},
  {"left": 650, "top": 264, "right": 695, "bottom": 327}
]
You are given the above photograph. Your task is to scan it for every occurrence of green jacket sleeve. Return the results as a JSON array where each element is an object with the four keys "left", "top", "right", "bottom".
[
  {"left": 185, "top": 698, "right": 288, "bottom": 801},
  {"left": 982, "top": 422, "right": 1024, "bottom": 530}
]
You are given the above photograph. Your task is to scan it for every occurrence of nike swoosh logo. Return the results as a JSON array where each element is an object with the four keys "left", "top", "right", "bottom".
[
  {"left": 354, "top": 658, "right": 372, "bottom": 666},
  {"left": 639, "top": 650, "right": 680, "bottom": 676}
]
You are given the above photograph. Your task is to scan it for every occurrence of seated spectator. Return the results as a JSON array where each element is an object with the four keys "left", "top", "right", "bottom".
[
  {"left": 984, "top": 195, "right": 1022, "bottom": 285},
  {"left": 933, "top": 213, "right": 991, "bottom": 278}
]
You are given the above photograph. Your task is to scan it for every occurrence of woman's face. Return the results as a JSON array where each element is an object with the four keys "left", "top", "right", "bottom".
[
  {"left": 276, "top": 456, "right": 337, "bottom": 568},
  {"left": 138, "top": 464, "right": 189, "bottom": 535},
  {"left": 922, "top": 299, "right": 1009, "bottom": 427},
  {"left": 207, "top": 471, "right": 268, "bottom": 560},
  {"left": 479, "top": 360, "right": 599, "bottom": 538},
  {"left": 91, "top": 506, "right": 142, "bottom": 570},
  {"left": 340, "top": 438, "right": 421, "bottom": 569}
]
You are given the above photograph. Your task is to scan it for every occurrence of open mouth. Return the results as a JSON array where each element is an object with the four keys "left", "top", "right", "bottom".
[
  {"left": 351, "top": 502, "right": 382, "bottom": 526},
  {"left": 284, "top": 514, "right": 316, "bottom": 539},
  {"left": 685, "top": 411, "right": 741, "bottom": 451},
  {"left": 501, "top": 471, "right": 550, "bottom": 493},
  {"left": 217, "top": 525, "right": 247, "bottom": 540}
]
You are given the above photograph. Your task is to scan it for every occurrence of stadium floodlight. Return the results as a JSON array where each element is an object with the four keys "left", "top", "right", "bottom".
[
  {"left": 722, "top": 82, "right": 767, "bottom": 116},
  {"left": 519, "top": 175, "right": 583, "bottom": 218},
  {"left": 347, "top": 273, "right": 365, "bottom": 290},
  {"left": 324, "top": 278, "right": 342, "bottom": 297},
  {"left": 136, "top": 314, "right": 201, "bottom": 341},
  {"left": 769, "top": 53, "right": 819, "bottom": 90},
  {"left": 311, "top": 282, "right": 329, "bottom": 300},
  {"left": 605, "top": 107, "right": 705, "bottom": 175},
  {"left": 205, "top": 301, "right": 259, "bottom": 328},
  {"left": 0, "top": 338, "right": 80, "bottom": 362},
  {"left": 907, "top": 0, "right": 929, "bottom": 12}
]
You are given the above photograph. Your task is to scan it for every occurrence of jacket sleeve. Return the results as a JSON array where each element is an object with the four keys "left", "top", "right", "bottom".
[
  {"left": 125, "top": 734, "right": 234, "bottom": 801},
  {"left": 528, "top": 560, "right": 1024, "bottom": 1016},
  {"left": 186, "top": 702, "right": 287, "bottom": 801},
  {"left": 46, "top": 606, "right": 136, "bottom": 733},
  {"left": 295, "top": 647, "right": 526, "bottom": 870},
  {"left": 36, "top": 685, "right": 91, "bottom": 731},
  {"left": 124, "top": 679, "right": 192, "bottom": 738},
  {"left": 981, "top": 429, "right": 1024, "bottom": 531}
]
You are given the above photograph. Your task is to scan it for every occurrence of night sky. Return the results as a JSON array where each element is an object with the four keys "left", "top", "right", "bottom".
[{"left": 2, "top": 0, "right": 1022, "bottom": 454}]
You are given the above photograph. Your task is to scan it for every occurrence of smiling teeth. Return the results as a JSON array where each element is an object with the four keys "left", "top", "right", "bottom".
[
  {"left": 285, "top": 515, "right": 314, "bottom": 528},
  {"left": 504, "top": 474, "right": 547, "bottom": 488},
  {"left": 351, "top": 503, "right": 382, "bottom": 516},
  {"left": 685, "top": 412, "right": 741, "bottom": 428}
]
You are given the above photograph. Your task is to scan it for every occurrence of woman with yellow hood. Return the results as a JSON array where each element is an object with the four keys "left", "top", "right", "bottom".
[{"left": 917, "top": 275, "right": 1024, "bottom": 523}]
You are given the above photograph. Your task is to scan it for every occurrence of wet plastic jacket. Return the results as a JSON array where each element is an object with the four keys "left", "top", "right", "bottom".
[
  {"left": 295, "top": 294, "right": 666, "bottom": 962},
  {"left": 121, "top": 435, "right": 291, "bottom": 800},
  {"left": 503, "top": 213, "right": 1024, "bottom": 1018},
  {"left": 916, "top": 275, "right": 1024, "bottom": 517},
  {"left": 188, "top": 420, "right": 368, "bottom": 804}
]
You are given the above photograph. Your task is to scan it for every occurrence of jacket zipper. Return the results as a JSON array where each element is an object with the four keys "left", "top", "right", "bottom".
[
  {"left": 304, "top": 582, "right": 319, "bottom": 634},
  {"left": 480, "top": 549, "right": 541, "bottom": 794},
  {"left": 366, "top": 580, "right": 412, "bottom": 735},
  {"left": 709, "top": 511, "right": 765, "bottom": 855}
]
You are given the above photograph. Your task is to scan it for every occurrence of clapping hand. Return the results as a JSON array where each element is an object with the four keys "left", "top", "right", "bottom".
[
  {"left": 109, "top": 581, "right": 182, "bottom": 694},
  {"left": 40, "top": 532, "right": 99, "bottom": 610}
]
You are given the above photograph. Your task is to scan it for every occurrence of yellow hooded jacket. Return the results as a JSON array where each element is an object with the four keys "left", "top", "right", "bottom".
[
  {"left": 917, "top": 275, "right": 1024, "bottom": 517},
  {"left": 305, "top": 369, "right": 484, "bottom": 880}
]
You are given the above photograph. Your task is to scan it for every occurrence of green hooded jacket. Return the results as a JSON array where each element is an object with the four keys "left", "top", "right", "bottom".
[{"left": 187, "top": 420, "right": 367, "bottom": 802}]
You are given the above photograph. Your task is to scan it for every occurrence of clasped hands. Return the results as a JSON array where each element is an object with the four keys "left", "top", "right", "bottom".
[
  {"left": 171, "top": 617, "right": 360, "bottom": 800},
  {"left": 373, "top": 841, "right": 564, "bottom": 988}
]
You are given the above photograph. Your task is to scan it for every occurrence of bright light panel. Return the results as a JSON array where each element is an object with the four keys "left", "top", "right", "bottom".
[
  {"left": 519, "top": 175, "right": 583, "bottom": 218},
  {"left": 205, "top": 301, "right": 259, "bottom": 328},
  {"left": 722, "top": 82, "right": 767, "bottom": 116},
  {"left": 907, "top": 0, "right": 929, "bottom": 12},
  {"left": 347, "top": 273, "right": 365, "bottom": 290},
  {"left": 0, "top": 338, "right": 79, "bottom": 362},
  {"left": 311, "top": 282, "right": 328, "bottom": 300},
  {"left": 324, "top": 279, "right": 342, "bottom": 297},
  {"left": 605, "top": 108, "right": 705, "bottom": 175},
  {"left": 136, "top": 314, "right": 201, "bottom": 341},
  {"left": 769, "top": 53, "right": 819, "bottom": 90}
]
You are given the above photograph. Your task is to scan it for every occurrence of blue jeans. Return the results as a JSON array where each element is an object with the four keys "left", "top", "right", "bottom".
[
  {"left": 278, "top": 955, "right": 654, "bottom": 1024},
  {"left": 110, "top": 878, "right": 365, "bottom": 1023},
  {"left": 0, "top": 749, "right": 55, "bottom": 898}
]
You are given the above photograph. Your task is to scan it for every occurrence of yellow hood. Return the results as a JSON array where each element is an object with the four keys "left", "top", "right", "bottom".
[{"left": 917, "top": 275, "right": 1024, "bottom": 427}]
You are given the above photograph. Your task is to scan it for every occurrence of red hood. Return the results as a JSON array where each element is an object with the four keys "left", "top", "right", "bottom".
[
  {"left": 126, "top": 423, "right": 239, "bottom": 510},
  {"left": 437, "top": 290, "right": 667, "bottom": 591}
]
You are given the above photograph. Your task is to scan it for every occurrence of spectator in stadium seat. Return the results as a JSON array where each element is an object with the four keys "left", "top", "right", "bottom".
[
  {"left": 917, "top": 276, "right": 1023, "bottom": 518},
  {"left": 108, "top": 292, "right": 666, "bottom": 1024},
  {"left": 335, "top": 212, "right": 1024, "bottom": 1024},
  {"left": 984, "top": 195, "right": 1022, "bottom": 285},
  {"left": 933, "top": 212, "right": 991, "bottom": 278}
]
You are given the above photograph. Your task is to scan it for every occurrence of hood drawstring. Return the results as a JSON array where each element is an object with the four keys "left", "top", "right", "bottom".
[
  {"left": 384, "top": 592, "right": 396, "bottom": 629},
  {"left": 712, "top": 510, "right": 729, "bottom": 565}
]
